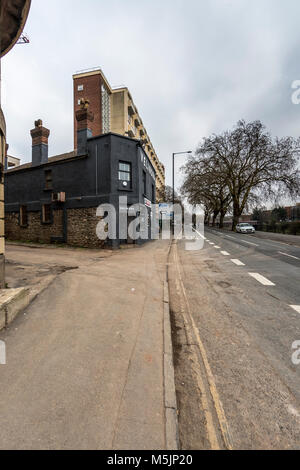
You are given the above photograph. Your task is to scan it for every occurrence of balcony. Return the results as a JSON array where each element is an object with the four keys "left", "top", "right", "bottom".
[{"left": 128, "top": 103, "right": 135, "bottom": 116}]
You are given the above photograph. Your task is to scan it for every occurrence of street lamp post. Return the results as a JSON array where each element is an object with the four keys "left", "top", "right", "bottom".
[{"left": 172, "top": 151, "right": 192, "bottom": 233}]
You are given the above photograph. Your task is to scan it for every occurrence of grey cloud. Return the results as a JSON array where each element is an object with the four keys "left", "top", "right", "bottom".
[{"left": 1, "top": 0, "right": 300, "bottom": 194}]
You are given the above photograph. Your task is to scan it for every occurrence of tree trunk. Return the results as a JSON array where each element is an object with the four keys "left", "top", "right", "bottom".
[
  {"left": 212, "top": 210, "right": 219, "bottom": 227},
  {"left": 232, "top": 203, "right": 241, "bottom": 231},
  {"left": 219, "top": 210, "right": 226, "bottom": 229},
  {"left": 204, "top": 210, "right": 209, "bottom": 226}
]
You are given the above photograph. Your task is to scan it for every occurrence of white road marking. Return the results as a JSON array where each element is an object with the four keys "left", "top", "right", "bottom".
[
  {"left": 286, "top": 404, "right": 300, "bottom": 419},
  {"left": 290, "top": 305, "right": 300, "bottom": 314},
  {"left": 231, "top": 259, "right": 245, "bottom": 266},
  {"left": 223, "top": 233, "right": 259, "bottom": 247},
  {"left": 257, "top": 239, "right": 292, "bottom": 248},
  {"left": 221, "top": 251, "right": 230, "bottom": 256},
  {"left": 278, "top": 251, "right": 300, "bottom": 261},
  {"left": 214, "top": 246, "right": 221, "bottom": 249},
  {"left": 248, "top": 273, "right": 275, "bottom": 286},
  {"left": 193, "top": 229, "right": 205, "bottom": 240},
  {"left": 209, "top": 242, "right": 214, "bottom": 245},
  {"left": 241, "top": 240, "right": 259, "bottom": 247}
]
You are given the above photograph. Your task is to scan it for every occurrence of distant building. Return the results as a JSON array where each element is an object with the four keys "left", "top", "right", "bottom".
[
  {"left": 240, "top": 214, "right": 253, "bottom": 223},
  {"left": 73, "top": 69, "right": 165, "bottom": 200},
  {"left": 286, "top": 203, "right": 300, "bottom": 221}
]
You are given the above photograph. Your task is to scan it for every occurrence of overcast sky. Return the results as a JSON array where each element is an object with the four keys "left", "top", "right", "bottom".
[{"left": 2, "top": 0, "right": 300, "bottom": 193}]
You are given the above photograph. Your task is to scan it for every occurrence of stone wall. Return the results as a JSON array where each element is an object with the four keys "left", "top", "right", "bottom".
[
  {"left": 5, "top": 209, "right": 63, "bottom": 244},
  {"left": 67, "top": 207, "right": 104, "bottom": 248},
  {"left": 5, "top": 207, "right": 105, "bottom": 249}
]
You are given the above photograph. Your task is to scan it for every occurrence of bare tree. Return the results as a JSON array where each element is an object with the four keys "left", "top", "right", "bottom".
[
  {"left": 181, "top": 157, "right": 231, "bottom": 228},
  {"left": 182, "top": 120, "right": 300, "bottom": 231},
  {"left": 163, "top": 185, "right": 184, "bottom": 206}
]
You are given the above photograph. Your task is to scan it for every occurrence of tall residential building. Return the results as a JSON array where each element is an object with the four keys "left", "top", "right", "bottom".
[
  {"left": 6, "top": 154, "right": 21, "bottom": 169},
  {"left": 73, "top": 68, "right": 165, "bottom": 198}
]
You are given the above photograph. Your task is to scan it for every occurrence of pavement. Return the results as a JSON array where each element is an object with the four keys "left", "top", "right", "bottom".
[
  {"left": 169, "top": 228, "right": 300, "bottom": 450},
  {"left": 0, "top": 240, "right": 176, "bottom": 450}
]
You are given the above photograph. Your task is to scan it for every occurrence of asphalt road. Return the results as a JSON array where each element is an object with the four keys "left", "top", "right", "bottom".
[
  {"left": 206, "top": 228, "right": 300, "bottom": 307},
  {"left": 170, "top": 229, "right": 300, "bottom": 449}
]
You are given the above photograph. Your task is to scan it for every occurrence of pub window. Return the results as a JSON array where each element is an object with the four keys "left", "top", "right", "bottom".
[
  {"left": 118, "top": 162, "right": 131, "bottom": 182},
  {"left": 20, "top": 206, "right": 28, "bottom": 227},
  {"left": 152, "top": 184, "right": 155, "bottom": 203},
  {"left": 45, "top": 169, "right": 53, "bottom": 190},
  {"left": 77, "top": 85, "right": 84, "bottom": 91},
  {"left": 42, "top": 204, "right": 52, "bottom": 224}
]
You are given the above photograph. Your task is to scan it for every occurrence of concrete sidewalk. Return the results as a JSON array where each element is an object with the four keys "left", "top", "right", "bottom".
[{"left": 0, "top": 240, "right": 176, "bottom": 450}]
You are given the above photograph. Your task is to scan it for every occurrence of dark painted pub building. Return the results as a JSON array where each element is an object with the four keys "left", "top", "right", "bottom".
[{"left": 5, "top": 105, "right": 156, "bottom": 249}]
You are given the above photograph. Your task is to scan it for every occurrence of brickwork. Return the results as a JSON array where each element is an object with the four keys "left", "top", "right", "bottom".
[
  {"left": 30, "top": 121, "right": 50, "bottom": 146},
  {"left": 74, "top": 73, "right": 103, "bottom": 148},
  {"left": 5, "top": 207, "right": 105, "bottom": 249}
]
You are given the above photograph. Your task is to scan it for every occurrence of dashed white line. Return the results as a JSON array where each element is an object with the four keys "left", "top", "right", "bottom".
[
  {"left": 221, "top": 251, "right": 230, "bottom": 256},
  {"left": 278, "top": 251, "right": 300, "bottom": 261},
  {"left": 290, "top": 305, "right": 300, "bottom": 314},
  {"left": 248, "top": 273, "right": 275, "bottom": 286},
  {"left": 209, "top": 242, "right": 214, "bottom": 245},
  {"left": 214, "top": 246, "right": 221, "bottom": 249},
  {"left": 231, "top": 259, "right": 245, "bottom": 266},
  {"left": 225, "top": 235, "right": 236, "bottom": 240}
]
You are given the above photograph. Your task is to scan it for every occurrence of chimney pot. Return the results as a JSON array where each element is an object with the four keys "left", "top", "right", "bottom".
[
  {"left": 30, "top": 119, "right": 50, "bottom": 166},
  {"left": 75, "top": 99, "right": 94, "bottom": 155}
]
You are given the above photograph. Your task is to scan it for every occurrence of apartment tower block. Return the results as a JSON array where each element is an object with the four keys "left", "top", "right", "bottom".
[{"left": 73, "top": 68, "right": 165, "bottom": 197}]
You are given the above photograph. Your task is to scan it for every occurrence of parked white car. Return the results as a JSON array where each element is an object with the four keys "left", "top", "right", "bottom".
[{"left": 236, "top": 223, "right": 256, "bottom": 234}]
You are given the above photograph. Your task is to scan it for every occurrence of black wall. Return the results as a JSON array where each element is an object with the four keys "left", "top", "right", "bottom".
[
  {"left": 5, "top": 133, "right": 156, "bottom": 244},
  {"left": 5, "top": 133, "right": 156, "bottom": 209}
]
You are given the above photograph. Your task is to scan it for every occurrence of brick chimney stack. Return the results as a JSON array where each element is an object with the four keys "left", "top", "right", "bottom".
[
  {"left": 30, "top": 119, "right": 50, "bottom": 167},
  {"left": 75, "top": 99, "right": 94, "bottom": 155}
]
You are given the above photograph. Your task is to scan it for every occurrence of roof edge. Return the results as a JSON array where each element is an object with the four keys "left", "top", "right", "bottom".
[{"left": 0, "top": 0, "right": 31, "bottom": 58}]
